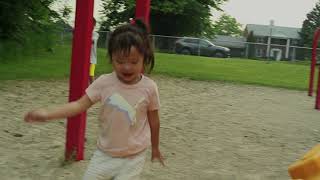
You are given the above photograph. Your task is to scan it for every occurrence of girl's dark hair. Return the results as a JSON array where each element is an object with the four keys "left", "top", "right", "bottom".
[
  {"left": 108, "top": 19, "right": 154, "bottom": 73},
  {"left": 93, "top": 17, "right": 96, "bottom": 26}
]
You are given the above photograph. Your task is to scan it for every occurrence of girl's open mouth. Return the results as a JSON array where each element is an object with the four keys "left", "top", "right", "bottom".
[{"left": 122, "top": 73, "right": 133, "bottom": 77}]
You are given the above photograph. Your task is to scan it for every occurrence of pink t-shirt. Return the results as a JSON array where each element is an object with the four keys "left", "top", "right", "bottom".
[{"left": 86, "top": 72, "right": 160, "bottom": 157}]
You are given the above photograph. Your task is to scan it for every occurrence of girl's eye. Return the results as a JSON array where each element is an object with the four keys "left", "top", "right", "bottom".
[
  {"left": 116, "top": 59, "right": 125, "bottom": 64},
  {"left": 131, "top": 61, "right": 138, "bottom": 65}
]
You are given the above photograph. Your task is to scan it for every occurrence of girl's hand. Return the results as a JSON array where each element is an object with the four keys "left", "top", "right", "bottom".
[
  {"left": 151, "top": 148, "right": 165, "bottom": 166},
  {"left": 24, "top": 109, "right": 49, "bottom": 123}
]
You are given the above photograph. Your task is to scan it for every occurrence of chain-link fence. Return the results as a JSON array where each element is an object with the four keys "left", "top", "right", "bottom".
[
  {"left": 58, "top": 30, "right": 318, "bottom": 61},
  {"left": 149, "top": 35, "right": 317, "bottom": 61},
  {"left": 2, "top": 28, "right": 316, "bottom": 62}
]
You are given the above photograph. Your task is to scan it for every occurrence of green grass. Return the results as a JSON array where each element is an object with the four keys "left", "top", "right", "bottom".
[
  {"left": 0, "top": 45, "right": 112, "bottom": 80},
  {"left": 0, "top": 45, "right": 316, "bottom": 90},
  {"left": 155, "top": 54, "right": 314, "bottom": 90}
]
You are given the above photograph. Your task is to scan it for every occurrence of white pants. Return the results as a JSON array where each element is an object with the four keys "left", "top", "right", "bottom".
[{"left": 83, "top": 149, "right": 146, "bottom": 180}]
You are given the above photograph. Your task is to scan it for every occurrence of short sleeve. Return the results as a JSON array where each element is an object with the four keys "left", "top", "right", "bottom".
[
  {"left": 85, "top": 75, "right": 104, "bottom": 103},
  {"left": 148, "top": 81, "right": 160, "bottom": 111},
  {"left": 93, "top": 32, "right": 99, "bottom": 42}
]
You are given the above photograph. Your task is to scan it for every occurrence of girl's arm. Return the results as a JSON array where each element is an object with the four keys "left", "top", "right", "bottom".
[
  {"left": 147, "top": 110, "right": 165, "bottom": 166},
  {"left": 24, "top": 94, "right": 93, "bottom": 122}
]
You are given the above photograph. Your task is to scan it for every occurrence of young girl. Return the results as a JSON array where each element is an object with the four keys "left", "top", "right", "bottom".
[
  {"left": 24, "top": 20, "right": 164, "bottom": 180},
  {"left": 89, "top": 17, "right": 99, "bottom": 84}
]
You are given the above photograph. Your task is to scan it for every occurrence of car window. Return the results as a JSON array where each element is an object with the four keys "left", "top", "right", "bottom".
[
  {"left": 184, "top": 38, "right": 199, "bottom": 44},
  {"left": 200, "top": 40, "right": 210, "bottom": 46}
]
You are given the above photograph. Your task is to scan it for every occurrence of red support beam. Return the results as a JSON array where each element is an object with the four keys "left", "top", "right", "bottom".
[
  {"left": 135, "top": 0, "right": 151, "bottom": 25},
  {"left": 65, "top": 0, "right": 94, "bottom": 161},
  {"left": 65, "top": 0, "right": 151, "bottom": 162},
  {"left": 308, "top": 28, "right": 320, "bottom": 97},
  {"left": 316, "top": 66, "right": 320, "bottom": 109},
  {"left": 134, "top": 0, "right": 151, "bottom": 74}
]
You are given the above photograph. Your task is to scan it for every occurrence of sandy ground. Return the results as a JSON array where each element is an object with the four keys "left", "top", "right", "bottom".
[{"left": 1, "top": 75, "right": 320, "bottom": 180}]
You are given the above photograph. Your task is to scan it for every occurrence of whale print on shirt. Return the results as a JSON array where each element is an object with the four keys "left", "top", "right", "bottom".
[{"left": 105, "top": 93, "right": 145, "bottom": 126}]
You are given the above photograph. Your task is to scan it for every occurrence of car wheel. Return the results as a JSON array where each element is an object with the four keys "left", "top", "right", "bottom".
[
  {"left": 181, "top": 48, "right": 191, "bottom": 55},
  {"left": 214, "top": 52, "right": 225, "bottom": 58}
]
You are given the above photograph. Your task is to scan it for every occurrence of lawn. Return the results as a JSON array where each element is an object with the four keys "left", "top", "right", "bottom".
[
  {"left": 0, "top": 45, "right": 315, "bottom": 90},
  {"left": 155, "top": 54, "right": 313, "bottom": 90}
]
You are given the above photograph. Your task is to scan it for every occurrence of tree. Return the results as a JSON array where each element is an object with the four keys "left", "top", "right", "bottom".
[
  {"left": 99, "top": 0, "right": 227, "bottom": 36},
  {"left": 0, "top": 0, "right": 60, "bottom": 42},
  {"left": 59, "top": 4, "right": 72, "bottom": 26},
  {"left": 299, "top": 0, "right": 320, "bottom": 47},
  {"left": 0, "top": 0, "right": 61, "bottom": 60},
  {"left": 211, "top": 14, "right": 243, "bottom": 37}
]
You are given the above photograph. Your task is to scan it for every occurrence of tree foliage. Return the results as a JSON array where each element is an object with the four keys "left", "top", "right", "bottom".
[
  {"left": 59, "top": 4, "right": 72, "bottom": 25},
  {"left": 0, "top": 0, "right": 63, "bottom": 60},
  {"left": 0, "top": 0, "right": 60, "bottom": 42},
  {"left": 299, "top": 0, "right": 320, "bottom": 47},
  {"left": 99, "top": 0, "right": 227, "bottom": 36},
  {"left": 211, "top": 14, "right": 242, "bottom": 37}
]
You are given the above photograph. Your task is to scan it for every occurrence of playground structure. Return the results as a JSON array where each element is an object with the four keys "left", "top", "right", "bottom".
[
  {"left": 65, "top": 0, "right": 151, "bottom": 161},
  {"left": 289, "top": 28, "right": 320, "bottom": 180},
  {"left": 308, "top": 28, "right": 320, "bottom": 109},
  {"left": 64, "top": 0, "right": 320, "bottom": 178},
  {"left": 289, "top": 144, "right": 320, "bottom": 180}
]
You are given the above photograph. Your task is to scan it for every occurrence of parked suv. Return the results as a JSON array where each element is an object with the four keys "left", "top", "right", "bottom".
[{"left": 174, "top": 38, "right": 230, "bottom": 58}]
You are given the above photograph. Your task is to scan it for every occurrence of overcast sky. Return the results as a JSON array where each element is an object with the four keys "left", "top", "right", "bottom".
[
  {"left": 55, "top": 0, "right": 318, "bottom": 28},
  {"left": 213, "top": 0, "right": 318, "bottom": 28}
]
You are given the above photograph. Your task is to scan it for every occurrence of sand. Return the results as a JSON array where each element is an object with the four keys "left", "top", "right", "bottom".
[{"left": 1, "top": 75, "right": 320, "bottom": 180}]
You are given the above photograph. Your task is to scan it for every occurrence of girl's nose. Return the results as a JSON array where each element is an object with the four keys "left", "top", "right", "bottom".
[{"left": 123, "top": 63, "right": 131, "bottom": 70}]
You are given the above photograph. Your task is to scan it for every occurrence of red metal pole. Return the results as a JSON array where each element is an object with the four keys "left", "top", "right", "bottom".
[
  {"left": 135, "top": 0, "right": 151, "bottom": 74},
  {"left": 308, "top": 28, "right": 320, "bottom": 96},
  {"left": 65, "top": 0, "right": 94, "bottom": 161},
  {"left": 316, "top": 66, "right": 320, "bottom": 109},
  {"left": 135, "top": 0, "right": 151, "bottom": 25}
]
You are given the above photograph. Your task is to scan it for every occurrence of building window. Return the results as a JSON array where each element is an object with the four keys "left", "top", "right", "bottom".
[
  {"left": 291, "top": 39, "right": 298, "bottom": 45},
  {"left": 256, "top": 48, "right": 264, "bottom": 57},
  {"left": 256, "top": 37, "right": 264, "bottom": 43}
]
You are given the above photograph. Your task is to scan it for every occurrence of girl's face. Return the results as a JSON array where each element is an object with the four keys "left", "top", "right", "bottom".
[{"left": 112, "top": 46, "right": 144, "bottom": 84}]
